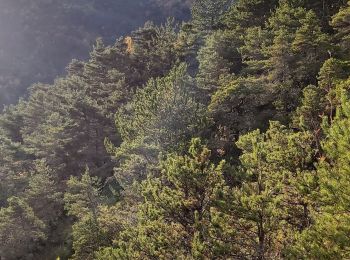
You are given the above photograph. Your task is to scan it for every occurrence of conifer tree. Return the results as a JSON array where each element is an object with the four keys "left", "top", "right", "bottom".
[
  {"left": 64, "top": 168, "right": 107, "bottom": 260},
  {"left": 25, "top": 160, "right": 63, "bottom": 226},
  {"left": 196, "top": 30, "right": 243, "bottom": 95},
  {"left": 292, "top": 10, "right": 330, "bottom": 84},
  {"left": 264, "top": 2, "right": 330, "bottom": 117},
  {"left": 98, "top": 138, "right": 228, "bottom": 259},
  {"left": 129, "top": 20, "right": 179, "bottom": 83},
  {"left": 191, "top": 0, "right": 231, "bottom": 33},
  {"left": 208, "top": 76, "right": 275, "bottom": 155},
  {"left": 113, "top": 64, "right": 206, "bottom": 189},
  {"left": 0, "top": 197, "right": 46, "bottom": 259},
  {"left": 293, "top": 58, "right": 350, "bottom": 138},
  {"left": 239, "top": 26, "right": 271, "bottom": 75},
  {"left": 331, "top": 1, "right": 350, "bottom": 56},
  {"left": 224, "top": 0, "right": 279, "bottom": 30},
  {"left": 0, "top": 102, "right": 31, "bottom": 207},
  {"left": 293, "top": 85, "right": 324, "bottom": 145},
  {"left": 318, "top": 58, "right": 350, "bottom": 119},
  {"left": 299, "top": 0, "right": 347, "bottom": 29},
  {"left": 290, "top": 88, "right": 350, "bottom": 259},
  {"left": 231, "top": 122, "right": 315, "bottom": 259}
]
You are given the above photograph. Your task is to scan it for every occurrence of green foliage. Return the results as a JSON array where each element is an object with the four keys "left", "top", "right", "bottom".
[
  {"left": 289, "top": 88, "right": 350, "bottom": 259},
  {"left": 293, "top": 58, "right": 350, "bottom": 138},
  {"left": 1, "top": 0, "right": 350, "bottom": 258},
  {"left": 64, "top": 169, "right": 109, "bottom": 259},
  {"left": 117, "top": 64, "right": 205, "bottom": 149},
  {"left": 293, "top": 84, "right": 324, "bottom": 134},
  {"left": 191, "top": 0, "right": 231, "bottom": 32},
  {"left": 26, "top": 160, "right": 63, "bottom": 225},
  {"left": 0, "top": 197, "right": 46, "bottom": 259},
  {"left": 231, "top": 122, "right": 316, "bottom": 259},
  {"left": 239, "top": 26, "right": 271, "bottom": 75},
  {"left": 196, "top": 30, "right": 243, "bottom": 94},
  {"left": 331, "top": 1, "right": 350, "bottom": 55},
  {"left": 292, "top": 10, "right": 331, "bottom": 83},
  {"left": 208, "top": 76, "right": 275, "bottom": 157},
  {"left": 262, "top": 2, "right": 331, "bottom": 117},
  {"left": 111, "top": 64, "right": 206, "bottom": 193},
  {"left": 129, "top": 19, "right": 180, "bottom": 82},
  {"left": 0, "top": 160, "right": 62, "bottom": 258},
  {"left": 99, "top": 138, "right": 228, "bottom": 259},
  {"left": 64, "top": 168, "right": 102, "bottom": 220},
  {"left": 224, "top": 0, "right": 279, "bottom": 30}
]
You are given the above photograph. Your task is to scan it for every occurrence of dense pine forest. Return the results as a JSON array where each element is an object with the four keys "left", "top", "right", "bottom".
[{"left": 1, "top": 0, "right": 350, "bottom": 259}]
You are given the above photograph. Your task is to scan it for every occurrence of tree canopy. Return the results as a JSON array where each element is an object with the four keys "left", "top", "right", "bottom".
[{"left": 1, "top": 0, "right": 350, "bottom": 258}]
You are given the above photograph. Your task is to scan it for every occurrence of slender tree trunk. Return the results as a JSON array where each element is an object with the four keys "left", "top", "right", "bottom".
[{"left": 257, "top": 214, "right": 265, "bottom": 260}]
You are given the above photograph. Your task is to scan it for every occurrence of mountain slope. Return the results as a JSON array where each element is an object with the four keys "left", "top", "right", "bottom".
[{"left": 0, "top": 0, "right": 192, "bottom": 106}]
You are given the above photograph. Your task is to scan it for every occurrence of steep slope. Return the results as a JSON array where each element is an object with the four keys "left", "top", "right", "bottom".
[{"left": 0, "top": 0, "right": 192, "bottom": 106}]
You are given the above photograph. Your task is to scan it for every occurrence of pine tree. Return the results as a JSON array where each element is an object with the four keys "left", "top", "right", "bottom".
[
  {"left": 264, "top": 2, "right": 330, "bottom": 117},
  {"left": 318, "top": 58, "right": 350, "bottom": 120},
  {"left": 98, "top": 138, "right": 228, "bottom": 259},
  {"left": 129, "top": 20, "right": 179, "bottom": 83},
  {"left": 109, "top": 64, "right": 207, "bottom": 211},
  {"left": 25, "top": 160, "right": 63, "bottom": 226},
  {"left": 64, "top": 168, "right": 102, "bottom": 221},
  {"left": 0, "top": 197, "right": 46, "bottom": 259},
  {"left": 292, "top": 10, "right": 331, "bottom": 84},
  {"left": 239, "top": 26, "right": 271, "bottom": 75},
  {"left": 267, "top": 28, "right": 296, "bottom": 83},
  {"left": 292, "top": 58, "right": 350, "bottom": 138},
  {"left": 331, "top": 1, "right": 350, "bottom": 56},
  {"left": 299, "top": 0, "right": 347, "bottom": 30},
  {"left": 0, "top": 102, "right": 31, "bottom": 207},
  {"left": 208, "top": 76, "right": 275, "bottom": 156},
  {"left": 231, "top": 122, "right": 316, "bottom": 259},
  {"left": 64, "top": 168, "right": 107, "bottom": 260},
  {"left": 1, "top": 0, "right": 350, "bottom": 258},
  {"left": 191, "top": 0, "right": 231, "bottom": 33},
  {"left": 196, "top": 30, "right": 243, "bottom": 95},
  {"left": 224, "top": 0, "right": 279, "bottom": 30},
  {"left": 290, "top": 88, "right": 350, "bottom": 259},
  {"left": 263, "top": 2, "right": 306, "bottom": 119},
  {"left": 293, "top": 85, "right": 324, "bottom": 145}
]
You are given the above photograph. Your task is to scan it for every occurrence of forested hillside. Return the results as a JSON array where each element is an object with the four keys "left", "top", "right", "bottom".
[
  {"left": 1, "top": 0, "right": 350, "bottom": 259},
  {"left": 0, "top": 0, "right": 192, "bottom": 106}
]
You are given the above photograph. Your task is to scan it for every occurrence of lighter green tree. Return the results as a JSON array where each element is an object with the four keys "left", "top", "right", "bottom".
[
  {"left": 0, "top": 197, "right": 46, "bottom": 259},
  {"left": 97, "top": 138, "right": 228, "bottom": 259},
  {"left": 290, "top": 88, "right": 350, "bottom": 259},
  {"left": 229, "top": 121, "right": 316, "bottom": 259}
]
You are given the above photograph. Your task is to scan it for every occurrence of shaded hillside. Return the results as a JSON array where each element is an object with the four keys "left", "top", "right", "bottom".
[{"left": 0, "top": 0, "right": 192, "bottom": 106}]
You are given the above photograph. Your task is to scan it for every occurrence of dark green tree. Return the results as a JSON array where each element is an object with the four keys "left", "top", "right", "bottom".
[
  {"left": 64, "top": 168, "right": 107, "bottom": 260},
  {"left": 292, "top": 10, "right": 331, "bottom": 84},
  {"left": 331, "top": 1, "right": 350, "bottom": 55},
  {"left": 196, "top": 30, "right": 243, "bottom": 95},
  {"left": 224, "top": 0, "right": 279, "bottom": 30},
  {"left": 191, "top": 0, "right": 231, "bottom": 32},
  {"left": 0, "top": 197, "right": 46, "bottom": 259}
]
